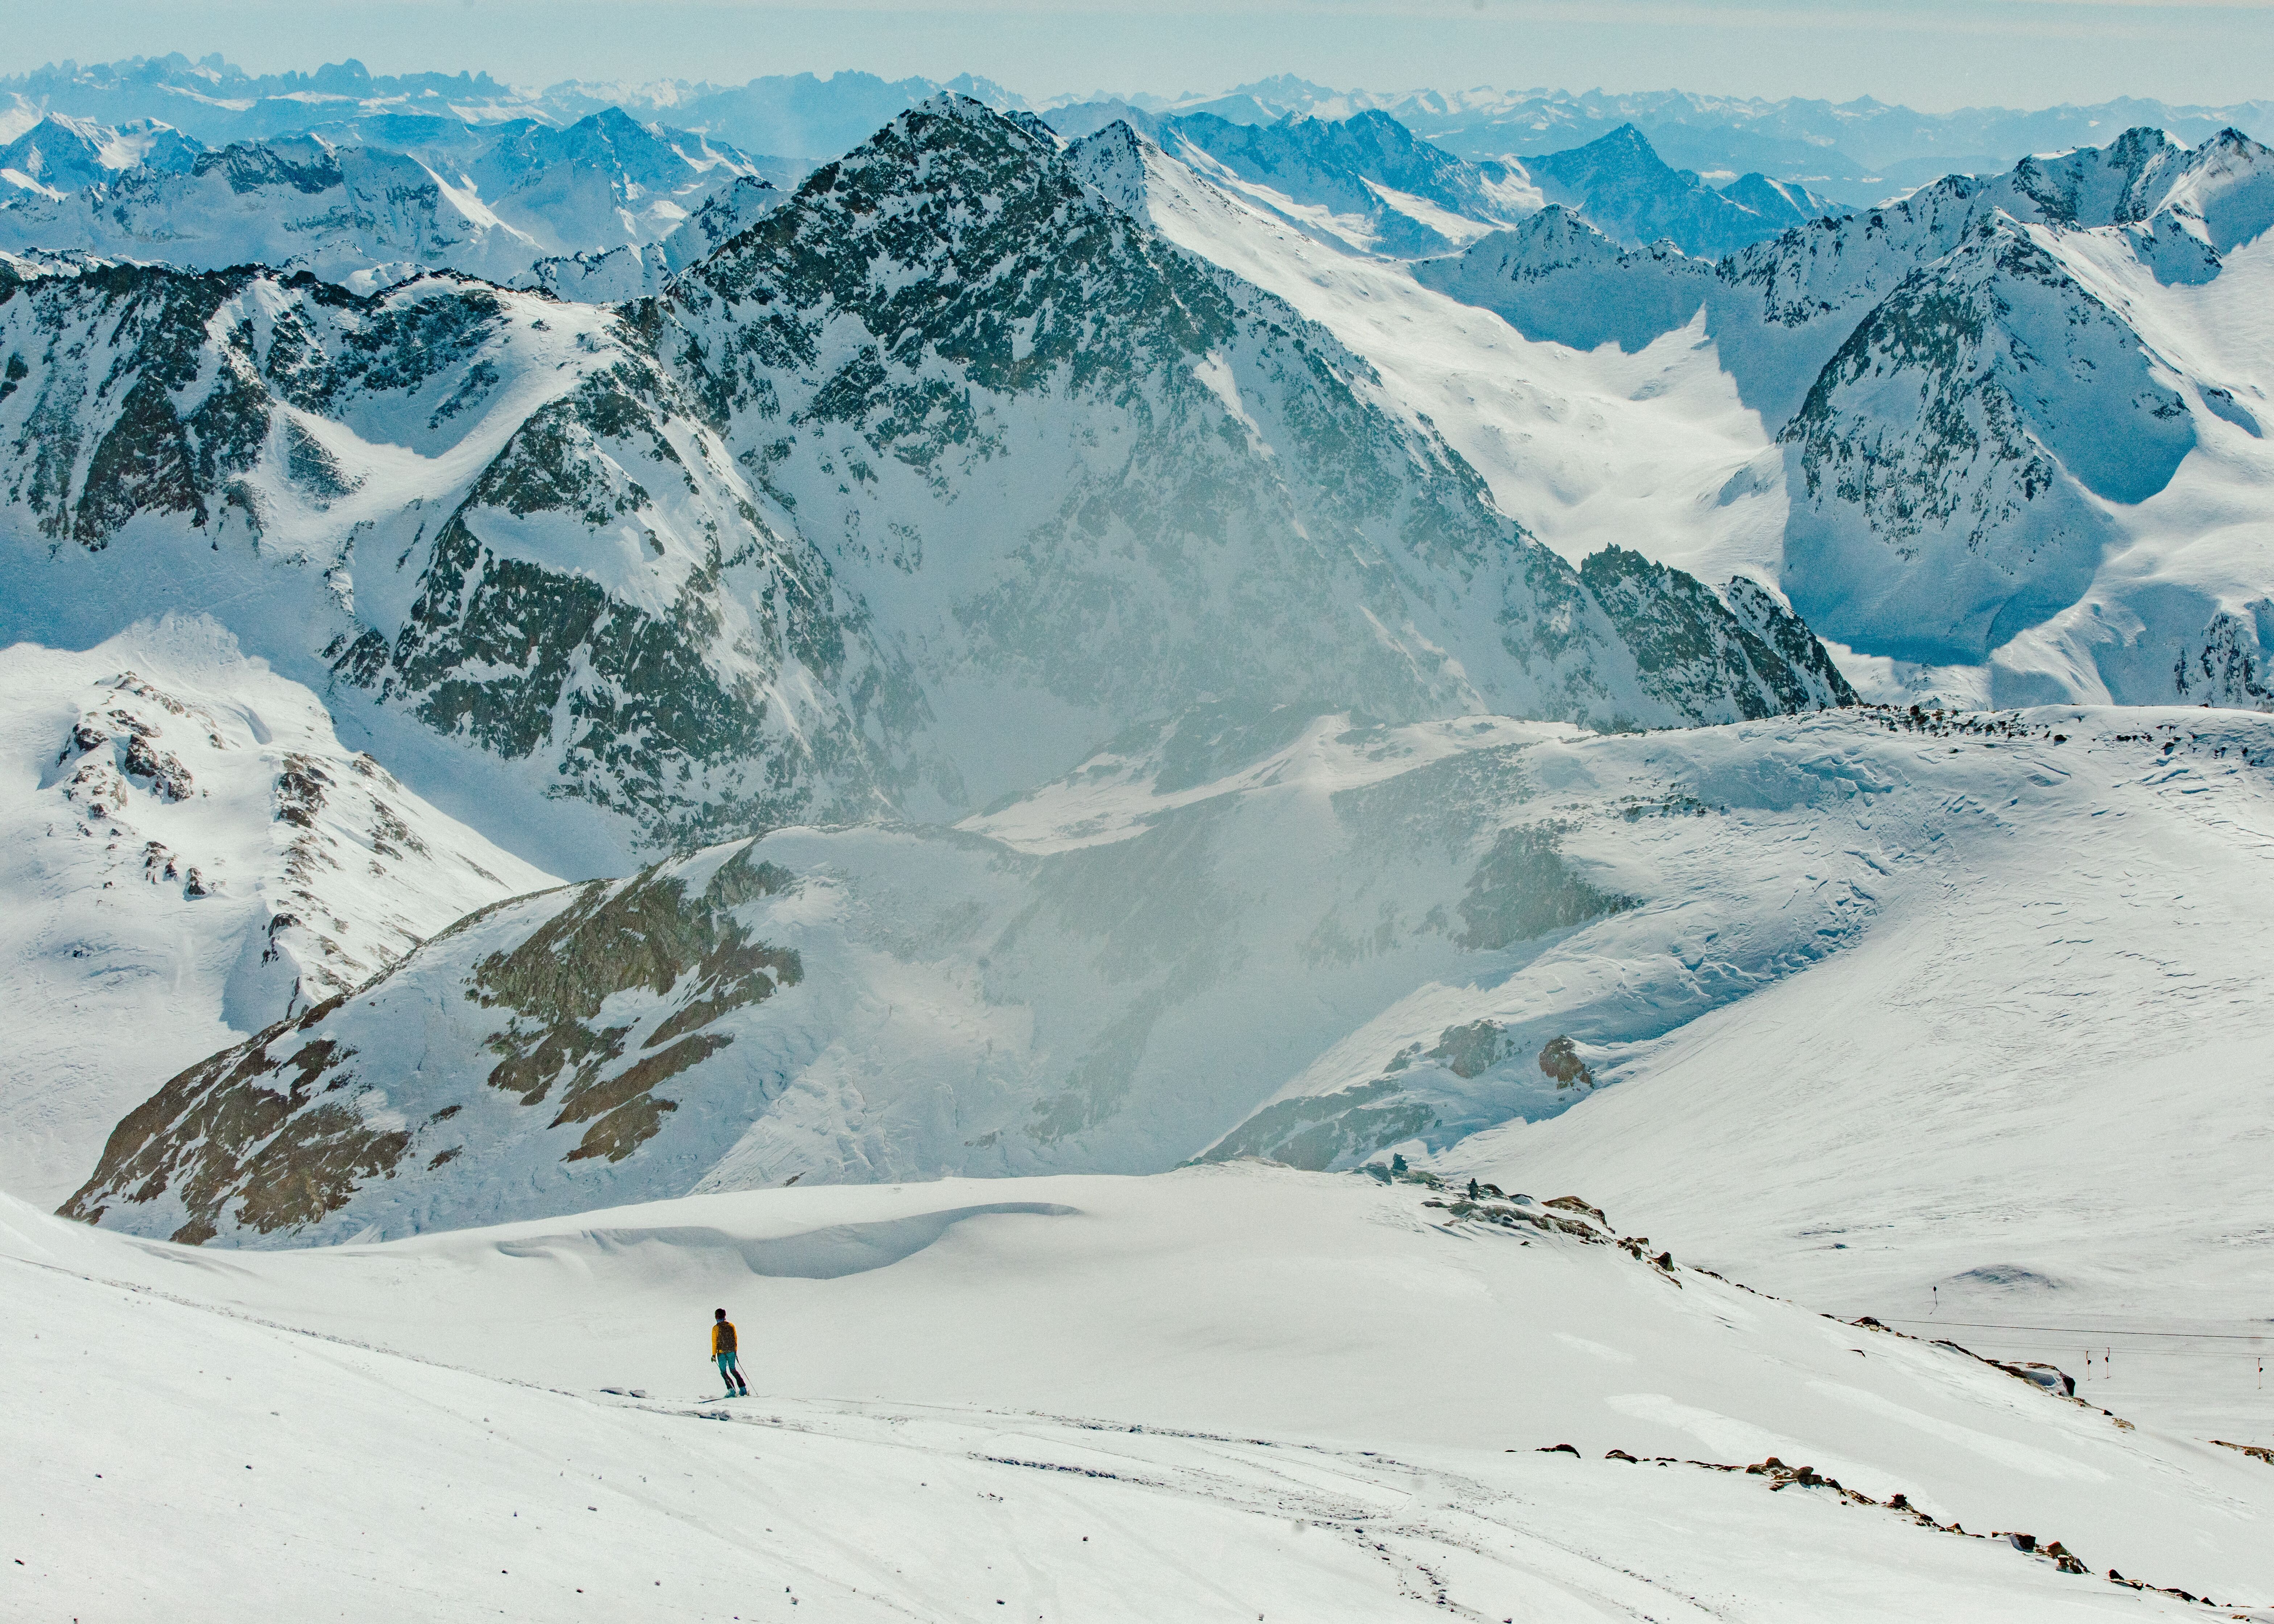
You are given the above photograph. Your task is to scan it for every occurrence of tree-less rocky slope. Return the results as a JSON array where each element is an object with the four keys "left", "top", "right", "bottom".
[
  {"left": 1, "top": 97, "right": 1853, "bottom": 864},
  {"left": 1417, "top": 126, "right": 2274, "bottom": 705}
]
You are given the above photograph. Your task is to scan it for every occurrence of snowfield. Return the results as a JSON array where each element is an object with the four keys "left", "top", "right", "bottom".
[
  {"left": 0, "top": 616, "right": 554, "bottom": 1206},
  {"left": 7, "top": 1165, "right": 2271, "bottom": 1620},
  {"left": 1465, "top": 705, "right": 2274, "bottom": 1446}
]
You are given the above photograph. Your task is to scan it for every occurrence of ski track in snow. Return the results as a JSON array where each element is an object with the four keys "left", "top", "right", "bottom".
[{"left": 6, "top": 1167, "right": 2265, "bottom": 1620}]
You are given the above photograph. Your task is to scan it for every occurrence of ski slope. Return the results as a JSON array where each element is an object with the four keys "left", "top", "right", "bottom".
[
  {"left": 1460, "top": 708, "right": 2274, "bottom": 1445},
  {"left": 8, "top": 1165, "right": 2271, "bottom": 1619}
]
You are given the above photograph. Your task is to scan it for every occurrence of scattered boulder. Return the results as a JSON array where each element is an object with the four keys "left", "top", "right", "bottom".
[{"left": 1538, "top": 1034, "right": 1596, "bottom": 1090}]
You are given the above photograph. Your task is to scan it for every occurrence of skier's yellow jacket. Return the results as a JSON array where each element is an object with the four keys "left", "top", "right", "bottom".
[{"left": 713, "top": 1319, "right": 738, "bottom": 1355}]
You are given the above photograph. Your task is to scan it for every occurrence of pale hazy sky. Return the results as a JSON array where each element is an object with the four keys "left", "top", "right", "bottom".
[{"left": 5, "top": 0, "right": 2270, "bottom": 111}]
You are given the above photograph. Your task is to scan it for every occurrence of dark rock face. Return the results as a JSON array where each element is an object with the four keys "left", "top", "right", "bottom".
[
  {"left": 61, "top": 845, "right": 802, "bottom": 1239},
  {"left": 1581, "top": 548, "right": 1857, "bottom": 720}
]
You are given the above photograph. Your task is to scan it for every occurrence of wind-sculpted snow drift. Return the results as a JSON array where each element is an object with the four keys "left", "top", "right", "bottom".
[{"left": 0, "top": 97, "right": 1850, "bottom": 866}]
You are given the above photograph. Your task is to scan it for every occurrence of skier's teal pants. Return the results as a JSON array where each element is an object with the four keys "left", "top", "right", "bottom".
[{"left": 717, "top": 1350, "right": 744, "bottom": 1389}]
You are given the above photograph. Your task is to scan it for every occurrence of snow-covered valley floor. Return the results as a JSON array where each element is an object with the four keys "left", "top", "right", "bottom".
[{"left": 8, "top": 1165, "right": 2272, "bottom": 1620}]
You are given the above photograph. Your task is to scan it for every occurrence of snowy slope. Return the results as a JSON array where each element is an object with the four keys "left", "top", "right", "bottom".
[
  {"left": 1049, "top": 110, "right": 1818, "bottom": 264},
  {"left": 67, "top": 697, "right": 2274, "bottom": 1251},
  {"left": 1077, "top": 122, "right": 1802, "bottom": 602},
  {"left": 0, "top": 112, "right": 199, "bottom": 197},
  {"left": 0, "top": 616, "right": 554, "bottom": 1208},
  {"left": 8, "top": 1168, "right": 2272, "bottom": 1616},
  {"left": 1447, "top": 708, "right": 2274, "bottom": 1445},
  {"left": 1132, "top": 108, "right": 1539, "bottom": 259},
  {"left": 0, "top": 137, "right": 547, "bottom": 286}
]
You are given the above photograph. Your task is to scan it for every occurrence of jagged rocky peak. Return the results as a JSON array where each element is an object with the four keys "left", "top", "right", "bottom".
[
  {"left": 1982, "top": 123, "right": 2274, "bottom": 253},
  {"left": 2001, "top": 125, "right": 2188, "bottom": 228},
  {"left": 0, "top": 257, "right": 913, "bottom": 853},
  {"left": 2, "top": 95, "right": 1856, "bottom": 874},
  {"left": 1520, "top": 123, "right": 1805, "bottom": 258},
  {"left": 1779, "top": 207, "right": 2197, "bottom": 663},
  {"left": 2151, "top": 127, "right": 2274, "bottom": 253},
  {"left": 1067, "top": 119, "right": 1152, "bottom": 214},
  {"left": 664, "top": 95, "right": 1852, "bottom": 757},
  {"left": 1580, "top": 550, "right": 1857, "bottom": 718}
]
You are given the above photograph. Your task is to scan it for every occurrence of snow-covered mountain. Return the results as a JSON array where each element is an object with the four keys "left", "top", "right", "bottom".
[
  {"left": 1046, "top": 105, "right": 1543, "bottom": 258},
  {"left": 0, "top": 615, "right": 553, "bottom": 1207},
  {"left": 515, "top": 174, "right": 780, "bottom": 301},
  {"left": 1526, "top": 124, "right": 1841, "bottom": 256},
  {"left": 0, "top": 110, "right": 769, "bottom": 287},
  {"left": 1415, "top": 125, "right": 2274, "bottom": 707},
  {"left": 13, "top": 61, "right": 2274, "bottom": 1624},
  {"left": 0, "top": 112, "right": 200, "bottom": 198},
  {"left": 78, "top": 695, "right": 2274, "bottom": 1250},
  {"left": 0, "top": 55, "right": 1028, "bottom": 175},
  {"left": 11, "top": 54, "right": 2271, "bottom": 207},
  {"left": 1046, "top": 108, "right": 1828, "bottom": 261},
  {"left": 1136, "top": 75, "right": 2274, "bottom": 204},
  {"left": 0, "top": 98, "right": 1851, "bottom": 871},
  {"left": 0, "top": 254, "right": 902, "bottom": 861}
]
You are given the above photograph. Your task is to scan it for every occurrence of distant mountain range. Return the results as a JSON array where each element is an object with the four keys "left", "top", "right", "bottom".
[
  {"left": 1121, "top": 74, "right": 2274, "bottom": 204},
  {"left": 0, "top": 106, "right": 773, "bottom": 289},
  {"left": 0, "top": 86, "right": 1859, "bottom": 280},
  {"left": 7, "top": 54, "right": 2269, "bottom": 206}
]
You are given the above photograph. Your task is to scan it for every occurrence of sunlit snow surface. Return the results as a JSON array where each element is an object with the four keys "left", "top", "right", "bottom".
[
  {"left": 0, "top": 616, "right": 555, "bottom": 1205},
  {"left": 7, "top": 1167, "right": 2271, "bottom": 1618},
  {"left": 59, "top": 696, "right": 2274, "bottom": 1326}
]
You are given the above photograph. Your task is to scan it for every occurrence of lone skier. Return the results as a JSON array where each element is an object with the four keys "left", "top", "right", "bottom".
[{"left": 712, "top": 1308, "right": 749, "bottom": 1397}]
